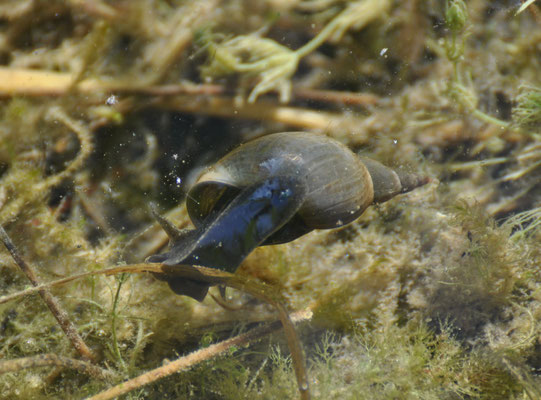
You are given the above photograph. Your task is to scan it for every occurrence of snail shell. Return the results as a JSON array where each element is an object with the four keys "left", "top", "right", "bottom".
[{"left": 187, "top": 131, "right": 426, "bottom": 244}]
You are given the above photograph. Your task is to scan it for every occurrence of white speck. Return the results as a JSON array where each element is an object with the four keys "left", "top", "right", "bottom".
[
  {"left": 393, "top": 139, "right": 398, "bottom": 144},
  {"left": 380, "top": 48, "right": 388, "bottom": 56},
  {"left": 106, "top": 95, "right": 118, "bottom": 105},
  {"left": 102, "top": 183, "right": 113, "bottom": 194},
  {"left": 175, "top": 177, "right": 182, "bottom": 185},
  {"left": 27, "top": 373, "right": 42, "bottom": 388},
  {"left": 218, "top": 241, "right": 223, "bottom": 247},
  {"left": 279, "top": 188, "right": 292, "bottom": 199},
  {"left": 260, "top": 157, "right": 281, "bottom": 173},
  {"left": 172, "top": 153, "right": 179, "bottom": 160}
]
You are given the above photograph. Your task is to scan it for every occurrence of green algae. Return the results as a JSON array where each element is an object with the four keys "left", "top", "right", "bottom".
[{"left": 0, "top": 0, "right": 541, "bottom": 399}]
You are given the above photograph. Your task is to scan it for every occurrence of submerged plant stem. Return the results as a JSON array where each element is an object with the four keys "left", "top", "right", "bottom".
[
  {"left": 0, "top": 353, "right": 113, "bottom": 380},
  {"left": 111, "top": 274, "right": 127, "bottom": 371},
  {"left": 159, "top": 95, "right": 369, "bottom": 138},
  {"left": 295, "top": 0, "right": 391, "bottom": 58}
]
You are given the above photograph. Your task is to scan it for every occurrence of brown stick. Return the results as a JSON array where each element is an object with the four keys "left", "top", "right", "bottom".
[
  {"left": 0, "top": 354, "right": 114, "bottom": 380},
  {"left": 0, "top": 226, "right": 96, "bottom": 362},
  {"left": 293, "top": 87, "right": 380, "bottom": 106},
  {"left": 87, "top": 308, "right": 312, "bottom": 400},
  {"left": 0, "top": 264, "right": 166, "bottom": 305},
  {"left": 158, "top": 95, "right": 365, "bottom": 134},
  {"left": 0, "top": 67, "right": 223, "bottom": 97}
]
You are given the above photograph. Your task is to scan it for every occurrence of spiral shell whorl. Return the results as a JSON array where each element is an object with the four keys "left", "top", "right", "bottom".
[{"left": 193, "top": 132, "right": 374, "bottom": 229}]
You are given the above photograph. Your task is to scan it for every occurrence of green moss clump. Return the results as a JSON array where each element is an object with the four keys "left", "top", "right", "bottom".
[
  {"left": 307, "top": 323, "right": 522, "bottom": 400},
  {"left": 513, "top": 86, "right": 541, "bottom": 131}
]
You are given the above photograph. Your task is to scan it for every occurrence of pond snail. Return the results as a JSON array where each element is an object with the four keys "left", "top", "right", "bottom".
[{"left": 148, "top": 131, "right": 429, "bottom": 301}]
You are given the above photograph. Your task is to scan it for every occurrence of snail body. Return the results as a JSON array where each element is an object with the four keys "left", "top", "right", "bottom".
[{"left": 149, "top": 132, "right": 428, "bottom": 301}]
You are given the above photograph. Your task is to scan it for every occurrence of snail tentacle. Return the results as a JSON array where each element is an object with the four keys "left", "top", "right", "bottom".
[{"left": 149, "top": 203, "right": 189, "bottom": 241}]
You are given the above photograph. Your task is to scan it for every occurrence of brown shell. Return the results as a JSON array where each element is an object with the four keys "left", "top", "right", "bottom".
[{"left": 188, "top": 132, "right": 375, "bottom": 229}]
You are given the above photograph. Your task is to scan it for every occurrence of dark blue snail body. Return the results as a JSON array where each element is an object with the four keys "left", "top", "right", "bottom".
[{"left": 148, "top": 132, "right": 428, "bottom": 301}]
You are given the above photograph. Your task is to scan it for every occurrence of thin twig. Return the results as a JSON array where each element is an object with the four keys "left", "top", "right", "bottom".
[
  {"left": 0, "top": 67, "right": 221, "bottom": 97},
  {"left": 0, "top": 226, "right": 96, "bottom": 362},
  {"left": 0, "top": 264, "right": 163, "bottom": 305},
  {"left": 0, "top": 263, "right": 267, "bottom": 306},
  {"left": 128, "top": 82, "right": 225, "bottom": 96},
  {"left": 87, "top": 308, "right": 312, "bottom": 400},
  {"left": 0, "top": 353, "right": 114, "bottom": 380},
  {"left": 158, "top": 95, "right": 368, "bottom": 135},
  {"left": 110, "top": 274, "right": 128, "bottom": 371},
  {"left": 293, "top": 87, "right": 380, "bottom": 106}
]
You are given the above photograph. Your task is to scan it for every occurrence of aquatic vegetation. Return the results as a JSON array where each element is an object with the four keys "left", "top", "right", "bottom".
[
  {"left": 1, "top": 0, "right": 541, "bottom": 399},
  {"left": 199, "top": 0, "right": 391, "bottom": 102},
  {"left": 513, "top": 86, "right": 541, "bottom": 131}
]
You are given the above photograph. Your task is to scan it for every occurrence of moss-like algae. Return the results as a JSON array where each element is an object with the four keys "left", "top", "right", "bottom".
[{"left": 1, "top": 0, "right": 541, "bottom": 399}]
